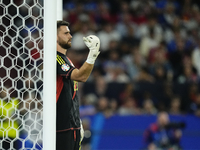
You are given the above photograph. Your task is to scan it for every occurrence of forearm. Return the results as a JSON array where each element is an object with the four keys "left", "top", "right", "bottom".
[{"left": 71, "top": 62, "right": 94, "bottom": 82}]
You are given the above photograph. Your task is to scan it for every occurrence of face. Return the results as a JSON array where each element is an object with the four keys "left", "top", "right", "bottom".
[
  {"left": 57, "top": 26, "right": 72, "bottom": 49},
  {"left": 157, "top": 112, "right": 169, "bottom": 127}
]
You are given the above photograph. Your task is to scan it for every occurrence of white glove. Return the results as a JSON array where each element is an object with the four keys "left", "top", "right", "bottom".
[
  {"left": 83, "top": 35, "right": 100, "bottom": 64},
  {"left": 80, "top": 120, "right": 84, "bottom": 142}
]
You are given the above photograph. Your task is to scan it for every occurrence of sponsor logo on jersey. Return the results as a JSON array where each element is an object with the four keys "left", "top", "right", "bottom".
[{"left": 61, "top": 64, "right": 70, "bottom": 71}]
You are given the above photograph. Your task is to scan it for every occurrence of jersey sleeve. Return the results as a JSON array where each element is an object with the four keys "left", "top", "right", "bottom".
[{"left": 57, "top": 54, "right": 75, "bottom": 79}]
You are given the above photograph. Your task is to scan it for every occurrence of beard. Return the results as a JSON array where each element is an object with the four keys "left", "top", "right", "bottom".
[{"left": 58, "top": 39, "right": 71, "bottom": 49}]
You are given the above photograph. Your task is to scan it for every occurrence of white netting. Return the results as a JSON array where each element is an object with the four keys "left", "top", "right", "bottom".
[{"left": 0, "top": 0, "right": 43, "bottom": 149}]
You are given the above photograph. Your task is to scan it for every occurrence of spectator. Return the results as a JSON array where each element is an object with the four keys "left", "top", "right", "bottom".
[
  {"left": 82, "top": 75, "right": 109, "bottom": 99},
  {"left": 135, "top": 66, "right": 154, "bottom": 83},
  {"left": 153, "top": 65, "right": 167, "bottom": 82},
  {"left": 119, "top": 83, "right": 136, "bottom": 106},
  {"left": 100, "top": 98, "right": 118, "bottom": 118},
  {"left": 120, "top": 23, "right": 140, "bottom": 48},
  {"left": 71, "top": 21, "right": 95, "bottom": 51},
  {"left": 192, "top": 38, "right": 200, "bottom": 76},
  {"left": 79, "top": 94, "right": 97, "bottom": 117},
  {"left": 144, "top": 111, "right": 183, "bottom": 150},
  {"left": 161, "top": 2, "right": 178, "bottom": 27},
  {"left": 123, "top": 46, "right": 146, "bottom": 80},
  {"left": 139, "top": 27, "right": 160, "bottom": 59},
  {"left": 94, "top": 1, "right": 117, "bottom": 24},
  {"left": 163, "top": 16, "right": 187, "bottom": 44},
  {"left": 189, "top": 93, "right": 200, "bottom": 117},
  {"left": 169, "top": 96, "right": 182, "bottom": 115},
  {"left": 181, "top": 0, "right": 199, "bottom": 31},
  {"left": 118, "top": 97, "right": 140, "bottom": 116},
  {"left": 142, "top": 99, "right": 157, "bottom": 115},
  {"left": 148, "top": 42, "right": 173, "bottom": 82},
  {"left": 86, "top": 65, "right": 104, "bottom": 83},
  {"left": 94, "top": 76, "right": 108, "bottom": 97},
  {"left": 97, "top": 22, "right": 121, "bottom": 51},
  {"left": 96, "top": 96, "right": 112, "bottom": 117},
  {"left": 116, "top": 12, "right": 138, "bottom": 38},
  {"left": 136, "top": 15, "right": 163, "bottom": 43},
  {"left": 108, "top": 99, "right": 118, "bottom": 115},
  {"left": 130, "top": 0, "right": 154, "bottom": 25},
  {"left": 103, "top": 50, "right": 130, "bottom": 83},
  {"left": 168, "top": 37, "right": 189, "bottom": 80},
  {"left": 162, "top": 82, "right": 174, "bottom": 106},
  {"left": 178, "top": 63, "right": 198, "bottom": 84}
]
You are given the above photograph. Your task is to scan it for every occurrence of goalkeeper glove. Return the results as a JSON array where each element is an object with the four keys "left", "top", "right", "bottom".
[
  {"left": 83, "top": 35, "right": 100, "bottom": 64},
  {"left": 80, "top": 119, "right": 84, "bottom": 142}
]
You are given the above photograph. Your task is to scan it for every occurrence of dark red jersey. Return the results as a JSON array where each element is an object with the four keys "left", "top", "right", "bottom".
[{"left": 56, "top": 52, "right": 80, "bottom": 132}]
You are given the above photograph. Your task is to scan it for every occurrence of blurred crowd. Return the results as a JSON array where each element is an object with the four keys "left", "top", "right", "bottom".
[
  {"left": 1, "top": 0, "right": 200, "bottom": 149},
  {"left": 62, "top": 0, "right": 200, "bottom": 118}
]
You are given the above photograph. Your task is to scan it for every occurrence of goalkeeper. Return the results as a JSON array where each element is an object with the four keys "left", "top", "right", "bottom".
[{"left": 56, "top": 20, "right": 100, "bottom": 150}]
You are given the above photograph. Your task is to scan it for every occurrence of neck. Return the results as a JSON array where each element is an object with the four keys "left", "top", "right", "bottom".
[{"left": 57, "top": 44, "right": 67, "bottom": 55}]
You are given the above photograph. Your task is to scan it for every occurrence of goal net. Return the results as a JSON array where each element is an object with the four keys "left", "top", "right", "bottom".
[{"left": 0, "top": 0, "right": 44, "bottom": 149}]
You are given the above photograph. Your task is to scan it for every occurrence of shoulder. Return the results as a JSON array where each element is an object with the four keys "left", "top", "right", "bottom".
[{"left": 57, "top": 54, "right": 67, "bottom": 65}]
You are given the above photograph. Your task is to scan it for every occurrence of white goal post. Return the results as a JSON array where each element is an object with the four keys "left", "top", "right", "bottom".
[{"left": 43, "top": 0, "right": 57, "bottom": 150}]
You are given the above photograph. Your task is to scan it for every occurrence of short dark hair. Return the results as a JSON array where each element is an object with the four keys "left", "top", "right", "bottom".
[{"left": 57, "top": 20, "right": 69, "bottom": 29}]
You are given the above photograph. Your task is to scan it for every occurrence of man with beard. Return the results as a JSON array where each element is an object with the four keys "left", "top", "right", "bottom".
[{"left": 56, "top": 21, "right": 100, "bottom": 150}]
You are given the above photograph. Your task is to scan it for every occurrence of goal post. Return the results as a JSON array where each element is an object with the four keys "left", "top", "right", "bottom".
[
  {"left": 57, "top": 0, "right": 63, "bottom": 20},
  {"left": 43, "top": 0, "right": 57, "bottom": 150}
]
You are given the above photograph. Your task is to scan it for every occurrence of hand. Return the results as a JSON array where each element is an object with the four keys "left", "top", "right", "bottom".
[
  {"left": 80, "top": 120, "right": 84, "bottom": 142},
  {"left": 83, "top": 35, "right": 100, "bottom": 64},
  {"left": 83, "top": 35, "right": 100, "bottom": 52},
  {"left": 174, "top": 129, "right": 182, "bottom": 139}
]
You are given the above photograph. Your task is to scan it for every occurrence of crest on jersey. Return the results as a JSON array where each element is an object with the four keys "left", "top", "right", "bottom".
[{"left": 61, "top": 64, "right": 70, "bottom": 71}]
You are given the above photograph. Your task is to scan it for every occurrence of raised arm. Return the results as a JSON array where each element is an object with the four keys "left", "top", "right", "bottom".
[{"left": 71, "top": 35, "right": 100, "bottom": 82}]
